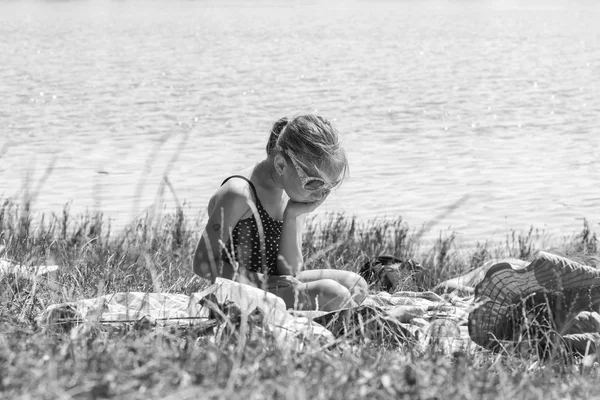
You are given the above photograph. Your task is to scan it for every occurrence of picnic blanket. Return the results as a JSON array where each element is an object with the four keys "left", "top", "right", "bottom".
[
  {"left": 37, "top": 278, "right": 472, "bottom": 352},
  {"left": 38, "top": 279, "right": 336, "bottom": 348},
  {"left": 34, "top": 251, "right": 600, "bottom": 354}
]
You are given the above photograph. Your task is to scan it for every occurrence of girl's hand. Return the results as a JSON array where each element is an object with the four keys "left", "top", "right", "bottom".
[{"left": 283, "top": 194, "right": 328, "bottom": 219}]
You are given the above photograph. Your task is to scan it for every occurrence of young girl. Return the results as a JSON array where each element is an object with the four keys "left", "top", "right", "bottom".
[{"left": 193, "top": 114, "right": 368, "bottom": 311}]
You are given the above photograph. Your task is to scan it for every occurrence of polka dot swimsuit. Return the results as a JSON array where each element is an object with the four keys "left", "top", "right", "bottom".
[{"left": 220, "top": 175, "right": 283, "bottom": 275}]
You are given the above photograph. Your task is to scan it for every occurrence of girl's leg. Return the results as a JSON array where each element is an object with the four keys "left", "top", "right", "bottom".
[
  {"left": 301, "top": 279, "right": 356, "bottom": 311},
  {"left": 267, "top": 277, "right": 356, "bottom": 311},
  {"left": 296, "top": 269, "right": 368, "bottom": 305}
]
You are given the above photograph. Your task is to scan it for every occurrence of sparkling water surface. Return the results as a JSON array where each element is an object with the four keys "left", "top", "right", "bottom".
[{"left": 1, "top": 0, "right": 598, "bottom": 245}]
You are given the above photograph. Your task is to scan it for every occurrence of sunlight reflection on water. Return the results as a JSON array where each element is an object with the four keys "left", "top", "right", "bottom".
[{"left": 1, "top": 0, "right": 598, "bottom": 245}]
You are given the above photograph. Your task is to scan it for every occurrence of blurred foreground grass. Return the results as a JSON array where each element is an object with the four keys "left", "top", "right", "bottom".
[{"left": 1, "top": 198, "right": 599, "bottom": 399}]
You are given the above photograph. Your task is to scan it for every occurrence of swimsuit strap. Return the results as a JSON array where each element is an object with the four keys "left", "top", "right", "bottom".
[{"left": 221, "top": 175, "right": 264, "bottom": 209}]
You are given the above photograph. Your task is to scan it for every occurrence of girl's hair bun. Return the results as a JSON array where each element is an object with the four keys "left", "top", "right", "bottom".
[{"left": 266, "top": 117, "right": 288, "bottom": 155}]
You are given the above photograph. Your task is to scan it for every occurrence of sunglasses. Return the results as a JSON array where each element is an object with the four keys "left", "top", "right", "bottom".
[{"left": 284, "top": 150, "right": 338, "bottom": 191}]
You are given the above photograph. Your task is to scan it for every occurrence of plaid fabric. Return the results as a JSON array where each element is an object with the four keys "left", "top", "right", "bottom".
[{"left": 468, "top": 251, "right": 600, "bottom": 352}]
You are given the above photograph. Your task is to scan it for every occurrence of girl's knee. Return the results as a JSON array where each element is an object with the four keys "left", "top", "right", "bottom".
[
  {"left": 337, "top": 271, "right": 368, "bottom": 304},
  {"left": 318, "top": 278, "right": 351, "bottom": 296},
  {"left": 310, "top": 279, "right": 354, "bottom": 310},
  {"left": 349, "top": 274, "right": 369, "bottom": 303}
]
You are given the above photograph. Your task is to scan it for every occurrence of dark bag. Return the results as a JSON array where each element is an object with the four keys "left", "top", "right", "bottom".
[{"left": 359, "top": 255, "right": 422, "bottom": 292}]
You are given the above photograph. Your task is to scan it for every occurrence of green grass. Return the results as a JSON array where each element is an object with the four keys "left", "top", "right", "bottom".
[{"left": 1, "top": 198, "right": 599, "bottom": 399}]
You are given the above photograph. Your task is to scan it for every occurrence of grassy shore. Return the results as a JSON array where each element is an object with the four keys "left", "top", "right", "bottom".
[{"left": 1, "top": 199, "right": 599, "bottom": 399}]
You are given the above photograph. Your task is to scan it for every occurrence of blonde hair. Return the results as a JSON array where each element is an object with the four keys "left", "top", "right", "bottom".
[{"left": 266, "top": 115, "right": 349, "bottom": 186}]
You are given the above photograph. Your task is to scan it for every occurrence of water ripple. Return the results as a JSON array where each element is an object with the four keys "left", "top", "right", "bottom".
[{"left": 0, "top": 0, "right": 598, "bottom": 243}]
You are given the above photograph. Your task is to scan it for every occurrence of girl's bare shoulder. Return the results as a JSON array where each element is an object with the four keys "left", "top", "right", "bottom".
[{"left": 208, "top": 176, "right": 253, "bottom": 214}]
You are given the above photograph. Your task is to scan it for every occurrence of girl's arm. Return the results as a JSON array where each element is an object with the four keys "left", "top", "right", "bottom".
[
  {"left": 193, "top": 182, "right": 263, "bottom": 286},
  {"left": 276, "top": 196, "right": 328, "bottom": 275},
  {"left": 276, "top": 212, "right": 306, "bottom": 275}
]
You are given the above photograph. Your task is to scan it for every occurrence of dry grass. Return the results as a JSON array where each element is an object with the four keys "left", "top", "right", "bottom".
[{"left": 1, "top": 198, "right": 599, "bottom": 399}]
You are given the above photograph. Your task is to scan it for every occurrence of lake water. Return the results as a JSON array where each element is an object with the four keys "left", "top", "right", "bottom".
[{"left": 1, "top": 0, "right": 598, "bottom": 245}]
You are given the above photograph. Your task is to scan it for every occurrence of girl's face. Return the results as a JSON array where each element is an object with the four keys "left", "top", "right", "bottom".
[{"left": 282, "top": 152, "right": 343, "bottom": 203}]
